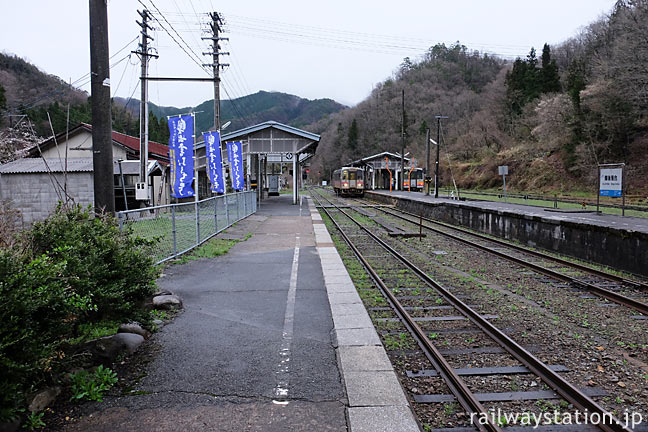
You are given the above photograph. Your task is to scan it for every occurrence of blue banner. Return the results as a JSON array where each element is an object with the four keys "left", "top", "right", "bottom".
[
  {"left": 227, "top": 141, "right": 244, "bottom": 191},
  {"left": 168, "top": 115, "right": 194, "bottom": 198},
  {"left": 203, "top": 131, "right": 225, "bottom": 193}
]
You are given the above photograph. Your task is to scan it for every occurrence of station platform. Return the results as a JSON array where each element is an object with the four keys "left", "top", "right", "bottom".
[
  {"left": 63, "top": 194, "right": 418, "bottom": 432},
  {"left": 365, "top": 189, "right": 648, "bottom": 277},
  {"left": 367, "top": 189, "right": 648, "bottom": 234}
]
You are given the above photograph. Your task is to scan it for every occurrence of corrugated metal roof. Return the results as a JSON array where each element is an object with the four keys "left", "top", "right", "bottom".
[
  {"left": 349, "top": 151, "right": 411, "bottom": 166},
  {"left": 221, "top": 121, "right": 320, "bottom": 142},
  {"left": 0, "top": 158, "right": 161, "bottom": 175},
  {"left": 27, "top": 123, "right": 170, "bottom": 164},
  {"left": 0, "top": 158, "right": 94, "bottom": 174}
]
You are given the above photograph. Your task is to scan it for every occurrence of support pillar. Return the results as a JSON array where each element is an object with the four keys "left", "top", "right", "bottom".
[{"left": 293, "top": 152, "right": 298, "bottom": 204}]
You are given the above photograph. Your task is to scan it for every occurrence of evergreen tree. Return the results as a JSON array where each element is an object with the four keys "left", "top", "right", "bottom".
[
  {"left": 0, "top": 84, "right": 6, "bottom": 114},
  {"left": 159, "top": 115, "right": 169, "bottom": 143},
  {"left": 540, "top": 44, "right": 561, "bottom": 93},
  {"left": 524, "top": 47, "right": 541, "bottom": 100},
  {"left": 564, "top": 59, "right": 587, "bottom": 161},
  {"left": 566, "top": 60, "right": 586, "bottom": 110},
  {"left": 347, "top": 119, "right": 359, "bottom": 150},
  {"left": 418, "top": 119, "right": 429, "bottom": 136},
  {"left": 400, "top": 57, "right": 413, "bottom": 74},
  {"left": 335, "top": 122, "right": 344, "bottom": 148},
  {"left": 505, "top": 58, "right": 529, "bottom": 115}
]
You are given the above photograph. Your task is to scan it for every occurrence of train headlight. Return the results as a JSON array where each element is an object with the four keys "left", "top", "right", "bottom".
[
  {"left": 358, "top": 181, "right": 364, "bottom": 187},
  {"left": 342, "top": 182, "right": 348, "bottom": 187}
]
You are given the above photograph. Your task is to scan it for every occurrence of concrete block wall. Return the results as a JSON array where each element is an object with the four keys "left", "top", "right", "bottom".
[
  {"left": 366, "top": 191, "right": 648, "bottom": 278},
  {"left": 0, "top": 173, "right": 94, "bottom": 227}
]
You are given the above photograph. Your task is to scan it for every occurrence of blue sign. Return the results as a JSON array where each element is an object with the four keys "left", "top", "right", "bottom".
[
  {"left": 168, "top": 115, "right": 194, "bottom": 198},
  {"left": 599, "top": 167, "right": 623, "bottom": 197},
  {"left": 203, "top": 131, "right": 225, "bottom": 193},
  {"left": 227, "top": 141, "right": 244, "bottom": 191},
  {"left": 600, "top": 190, "right": 622, "bottom": 197}
]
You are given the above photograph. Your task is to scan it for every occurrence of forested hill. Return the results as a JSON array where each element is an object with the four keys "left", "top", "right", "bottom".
[
  {"left": 0, "top": 52, "right": 148, "bottom": 160},
  {"left": 0, "top": 52, "right": 345, "bottom": 162},
  {"left": 114, "top": 90, "right": 347, "bottom": 133},
  {"left": 310, "top": 0, "right": 648, "bottom": 195}
]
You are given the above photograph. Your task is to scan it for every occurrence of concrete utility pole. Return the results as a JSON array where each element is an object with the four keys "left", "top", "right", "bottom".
[
  {"left": 204, "top": 12, "right": 229, "bottom": 132},
  {"left": 425, "top": 127, "right": 430, "bottom": 195},
  {"left": 134, "top": 9, "right": 158, "bottom": 202},
  {"left": 202, "top": 12, "right": 229, "bottom": 195},
  {"left": 400, "top": 89, "right": 405, "bottom": 192},
  {"left": 434, "top": 115, "right": 448, "bottom": 198},
  {"left": 89, "top": 0, "right": 115, "bottom": 214}
]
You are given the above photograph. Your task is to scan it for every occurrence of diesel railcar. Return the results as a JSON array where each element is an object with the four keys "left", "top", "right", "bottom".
[
  {"left": 403, "top": 168, "right": 424, "bottom": 191},
  {"left": 332, "top": 167, "right": 365, "bottom": 197}
]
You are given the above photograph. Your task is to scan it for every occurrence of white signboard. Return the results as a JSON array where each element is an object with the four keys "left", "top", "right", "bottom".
[
  {"left": 498, "top": 165, "right": 508, "bottom": 176},
  {"left": 600, "top": 167, "right": 623, "bottom": 197}
]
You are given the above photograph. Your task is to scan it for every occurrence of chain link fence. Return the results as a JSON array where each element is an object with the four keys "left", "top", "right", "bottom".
[{"left": 118, "top": 191, "right": 257, "bottom": 264}]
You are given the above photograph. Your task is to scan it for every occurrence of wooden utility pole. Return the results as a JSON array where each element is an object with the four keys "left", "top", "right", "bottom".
[
  {"left": 134, "top": 9, "right": 157, "bottom": 202},
  {"left": 89, "top": 0, "right": 115, "bottom": 214}
]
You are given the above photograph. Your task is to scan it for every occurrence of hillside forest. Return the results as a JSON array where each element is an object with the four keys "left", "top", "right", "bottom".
[
  {"left": 309, "top": 0, "right": 648, "bottom": 196},
  {"left": 1, "top": 1, "right": 647, "bottom": 196},
  {"left": 0, "top": 54, "right": 345, "bottom": 163}
]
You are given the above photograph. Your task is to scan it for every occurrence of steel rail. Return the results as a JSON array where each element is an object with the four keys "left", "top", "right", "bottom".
[
  {"left": 380, "top": 205, "right": 647, "bottom": 290},
  {"left": 364, "top": 205, "right": 648, "bottom": 316},
  {"left": 311, "top": 189, "right": 631, "bottom": 432},
  {"left": 311, "top": 193, "right": 502, "bottom": 432}
]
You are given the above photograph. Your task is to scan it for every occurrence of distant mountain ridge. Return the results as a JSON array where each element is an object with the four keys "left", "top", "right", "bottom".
[
  {"left": 114, "top": 90, "right": 347, "bottom": 133},
  {"left": 0, "top": 52, "right": 346, "bottom": 141}
]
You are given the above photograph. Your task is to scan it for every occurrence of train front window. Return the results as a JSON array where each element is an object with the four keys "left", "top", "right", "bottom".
[
  {"left": 342, "top": 170, "right": 348, "bottom": 180},
  {"left": 349, "top": 171, "right": 357, "bottom": 180}
]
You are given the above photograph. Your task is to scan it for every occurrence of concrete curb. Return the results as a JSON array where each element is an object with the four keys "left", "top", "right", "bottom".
[{"left": 308, "top": 197, "right": 419, "bottom": 432}]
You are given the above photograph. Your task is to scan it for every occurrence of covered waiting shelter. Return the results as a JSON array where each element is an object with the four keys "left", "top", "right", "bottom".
[{"left": 222, "top": 121, "right": 319, "bottom": 204}]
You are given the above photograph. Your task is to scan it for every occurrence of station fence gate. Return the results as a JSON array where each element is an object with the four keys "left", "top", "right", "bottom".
[{"left": 117, "top": 191, "right": 257, "bottom": 264}]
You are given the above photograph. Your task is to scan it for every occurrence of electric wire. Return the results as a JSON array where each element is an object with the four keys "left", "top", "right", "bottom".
[
  {"left": 9, "top": 36, "right": 139, "bottom": 116},
  {"left": 140, "top": 2, "right": 255, "bottom": 127}
]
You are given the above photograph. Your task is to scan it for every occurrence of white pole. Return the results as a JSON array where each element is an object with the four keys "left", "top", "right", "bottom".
[{"left": 293, "top": 152, "right": 298, "bottom": 205}]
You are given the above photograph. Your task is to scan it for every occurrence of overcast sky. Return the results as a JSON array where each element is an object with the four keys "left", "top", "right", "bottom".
[{"left": 1, "top": 0, "right": 615, "bottom": 110}]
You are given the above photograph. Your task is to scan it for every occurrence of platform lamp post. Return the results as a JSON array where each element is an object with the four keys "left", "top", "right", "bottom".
[
  {"left": 434, "top": 115, "right": 448, "bottom": 198},
  {"left": 427, "top": 137, "right": 437, "bottom": 196}
]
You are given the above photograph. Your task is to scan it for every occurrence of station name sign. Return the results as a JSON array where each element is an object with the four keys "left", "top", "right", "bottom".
[{"left": 599, "top": 165, "right": 623, "bottom": 197}]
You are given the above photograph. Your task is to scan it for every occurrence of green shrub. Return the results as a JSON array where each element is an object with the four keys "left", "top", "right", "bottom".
[
  {"left": 24, "top": 411, "right": 46, "bottom": 430},
  {"left": 70, "top": 365, "right": 118, "bottom": 402},
  {"left": 0, "top": 205, "right": 158, "bottom": 421},
  {"left": 26, "top": 205, "right": 158, "bottom": 319}
]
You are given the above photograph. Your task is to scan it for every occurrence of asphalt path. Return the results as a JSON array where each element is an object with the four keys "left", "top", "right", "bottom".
[{"left": 64, "top": 195, "right": 346, "bottom": 431}]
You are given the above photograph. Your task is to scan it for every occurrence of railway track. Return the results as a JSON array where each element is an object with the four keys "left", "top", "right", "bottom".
[
  {"left": 310, "top": 188, "right": 636, "bottom": 432},
  {"left": 327, "top": 190, "right": 648, "bottom": 317}
]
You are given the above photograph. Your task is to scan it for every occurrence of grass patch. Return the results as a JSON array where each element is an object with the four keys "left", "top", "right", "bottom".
[
  {"left": 175, "top": 233, "right": 253, "bottom": 263},
  {"left": 66, "top": 321, "right": 120, "bottom": 345}
]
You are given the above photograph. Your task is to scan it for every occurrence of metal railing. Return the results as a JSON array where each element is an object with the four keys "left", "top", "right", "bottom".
[{"left": 117, "top": 191, "right": 257, "bottom": 264}]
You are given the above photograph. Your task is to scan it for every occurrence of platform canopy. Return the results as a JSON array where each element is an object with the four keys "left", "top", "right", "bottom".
[
  {"left": 349, "top": 151, "right": 411, "bottom": 170},
  {"left": 221, "top": 121, "right": 319, "bottom": 205},
  {"left": 221, "top": 121, "right": 319, "bottom": 155}
]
